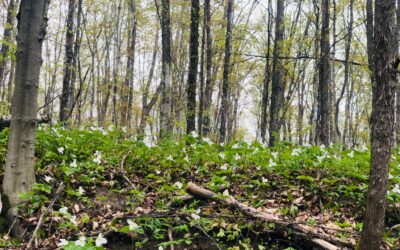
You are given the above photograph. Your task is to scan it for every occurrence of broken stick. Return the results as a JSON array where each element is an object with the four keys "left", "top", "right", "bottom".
[{"left": 186, "top": 182, "right": 352, "bottom": 250}]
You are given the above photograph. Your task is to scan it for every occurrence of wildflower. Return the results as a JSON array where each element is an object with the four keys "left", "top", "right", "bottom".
[
  {"left": 95, "top": 233, "right": 107, "bottom": 247},
  {"left": 389, "top": 174, "right": 393, "bottom": 180},
  {"left": 219, "top": 152, "right": 225, "bottom": 159},
  {"left": 232, "top": 143, "right": 240, "bottom": 149},
  {"left": 75, "top": 236, "right": 86, "bottom": 247},
  {"left": 316, "top": 155, "right": 325, "bottom": 163},
  {"left": 190, "top": 131, "right": 199, "bottom": 138},
  {"left": 173, "top": 182, "right": 183, "bottom": 189},
  {"left": 93, "top": 151, "right": 102, "bottom": 164},
  {"left": 184, "top": 155, "right": 190, "bottom": 162},
  {"left": 78, "top": 186, "right": 85, "bottom": 195},
  {"left": 127, "top": 219, "right": 139, "bottom": 231},
  {"left": 269, "top": 159, "right": 277, "bottom": 167},
  {"left": 392, "top": 184, "right": 400, "bottom": 194},
  {"left": 262, "top": 177, "right": 268, "bottom": 183},
  {"left": 158, "top": 246, "right": 164, "bottom": 250},
  {"left": 271, "top": 152, "right": 278, "bottom": 159},
  {"left": 59, "top": 207, "right": 68, "bottom": 214},
  {"left": 70, "top": 159, "right": 78, "bottom": 168},
  {"left": 70, "top": 215, "right": 78, "bottom": 225},
  {"left": 191, "top": 213, "right": 200, "bottom": 220},
  {"left": 234, "top": 153, "right": 241, "bottom": 161},
  {"left": 220, "top": 164, "right": 228, "bottom": 170},
  {"left": 360, "top": 145, "right": 368, "bottom": 152},
  {"left": 203, "top": 137, "right": 213, "bottom": 145},
  {"left": 58, "top": 147, "right": 64, "bottom": 154},
  {"left": 348, "top": 151, "right": 354, "bottom": 158},
  {"left": 59, "top": 239, "right": 69, "bottom": 247},
  {"left": 44, "top": 175, "right": 52, "bottom": 183},
  {"left": 155, "top": 170, "right": 161, "bottom": 175},
  {"left": 223, "top": 190, "right": 230, "bottom": 196},
  {"left": 291, "top": 148, "right": 302, "bottom": 156},
  {"left": 166, "top": 155, "right": 174, "bottom": 161}
]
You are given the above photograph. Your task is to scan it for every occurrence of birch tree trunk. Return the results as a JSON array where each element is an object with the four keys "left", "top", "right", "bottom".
[{"left": 3, "top": 0, "right": 49, "bottom": 231}]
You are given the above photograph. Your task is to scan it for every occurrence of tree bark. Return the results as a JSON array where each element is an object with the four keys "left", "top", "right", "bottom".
[
  {"left": 360, "top": 1, "right": 398, "bottom": 249},
  {"left": 396, "top": 0, "right": 400, "bottom": 145},
  {"left": 186, "top": 0, "right": 200, "bottom": 134},
  {"left": 219, "top": 0, "right": 234, "bottom": 144},
  {"left": 269, "top": 0, "right": 285, "bottom": 146},
  {"left": 202, "top": 0, "right": 212, "bottom": 137},
  {"left": 59, "top": 0, "right": 76, "bottom": 123},
  {"left": 160, "top": 0, "right": 172, "bottom": 139},
  {"left": 3, "top": 0, "right": 49, "bottom": 232},
  {"left": 260, "top": 0, "right": 272, "bottom": 143},
  {"left": 316, "top": 0, "right": 330, "bottom": 146}
]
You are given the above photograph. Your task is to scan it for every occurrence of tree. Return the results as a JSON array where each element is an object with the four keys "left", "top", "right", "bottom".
[
  {"left": 269, "top": 0, "right": 285, "bottom": 146},
  {"left": 59, "top": 0, "right": 76, "bottom": 123},
  {"left": 159, "top": 0, "right": 172, "bottom": 138},
  {"left": 360, "top": 1, "right": 398, "bottom": 249},
  {"left": 219, "top": 0, "right": 234, "bottom": 143},
  {"left": 3, "top": 0, "right": 50, "bottom": 232},
  {"left": 186, "top": 0, "right": 200, "bottom": 134},
  {"left": 316, "top": 0, "right": 330, "bottom": 145},
  {"left": 0, "top": 0, "right": 17, "bottom": 103},
  {"left": 201, "top": 0, "right": 212, "bottom": 136}
]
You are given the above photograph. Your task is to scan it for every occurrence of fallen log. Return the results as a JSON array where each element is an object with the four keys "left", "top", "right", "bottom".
[{"left": 186, "top": 182, "right": 354, "bottom": 250}]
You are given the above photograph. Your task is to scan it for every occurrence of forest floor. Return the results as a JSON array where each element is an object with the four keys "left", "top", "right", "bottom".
[{"left": 0, "top": 126, "right": 399, "bottom": 249}]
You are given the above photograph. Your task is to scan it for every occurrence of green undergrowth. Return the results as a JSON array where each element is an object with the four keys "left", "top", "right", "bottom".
[{"left": 0, "top": 125, "right": 399, "bottom": 249}]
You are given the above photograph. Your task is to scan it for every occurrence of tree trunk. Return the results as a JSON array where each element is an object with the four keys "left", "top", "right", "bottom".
[
  {"left": 360, "top": 1, "right": 398, "bottom": 249},
  {"left": 260, "top": 0, "right": 272, "bottom": 143},
  {"left": 3, "top": 0, "right": 49, "bottom": 232},
  {"left": 0, "top": 0, "right": 17, "bottom": 102},
  {"left": 186, "top": 0, "right": 200, "bottom": 134},
  {"left": 198, "top": 11, "right": 206, "bottom": 136},
  {"left": 335, "top": 0, "right": 353, "bottom": 143},
  {"left": 60, "top": 0, "right": 76, "bottom": 123},
  {"left": 219, "top": 0, "right": 234, "bottom": 144},
  {"left": 160, "top": 0, "right": 172, "bottom": 138},
  {"left": 396, "top": 0, "right": 400, "bottom": 145},
  {"left": 121, "top": 0, "right": 137, "bottom": 128},
  {"left": 316, "top": 0, "right": 330, "bottom": 146},
  {"left": 202, "top": 0, "right": 212, "bottom": 136},
  {"left": 269, "top": 0, "right": 285, "bottom": 146}
]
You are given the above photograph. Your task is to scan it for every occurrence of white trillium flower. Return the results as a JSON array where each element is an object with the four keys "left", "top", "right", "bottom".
[
  {"left": 59, "top": 207, "right": 68, "bottom": 214},
  {"left": 234, "top": 153, "right": 241, "bottom": 161},
  {"left": 220, "top": 164, "right": 228, "bottom": 170},
  {"left": 360, "top": 145, "right": 368, "bottom": 152},
  {"left": 75, "top": 236, "right": 86, "bottom": 247},
  {"left": 59, "top": 239, "right": 69, "bottom": 246},
  {"left": 348, "top": 151, "right": 354, "bottom": 158},
  {"left": 78, "top": 186, "right": 85, "bottom": 195},
  {"left": 58, "top": 147, "right": 65, "bottom": 154},
  {"left": 93, "top": 151, "right": 102, "bottom": 164},
  {"left": 44, "top": 175, "right": 52, "bottom": 183},
  {"left": 127, "top": 219, "right": 140, "bottom": 231},
  {"left": 316, "top": 155, "right": 325, "bottom": 163},
  {"left": 70, "top": 159, "right": 78, "bottom": 168},
  {"left": 389, "top": 173, "right": 394, "bottom": 180},
  {"left": 262, "top": 177, "right": 268, "bottom": 183},
  {"left": 191, "top": 213, "right": 200, "bottom": 220},
  {"left": 232, "top": 143, "right": 240, "bottom": 149},
  {"left": 158, "top": 246, "right": 164, "bottom": 250},
  {"left": 203, "top": 137, "right": 213, "bottom": 145},
  {"left": 184, "top": 155, "right": 190, "bottom": 162},
  {"left": 291, "top": 148, "right": 302, "bottom": 156},
  {"left": 271, "top": 152, "right": 278, "bottom": 159},
  {"left": 166, "top": 155, "right": 174, "bottom": 161},
  {"left": 223, "top": 189, "right": 230, "bottom": 196},
  {"left": 219, "top": 152, "right": 225, "bottom": 159},
  {"left": 392, "top": 184, "right": 400, "bottom": 194},
  {"left": 269, "top": 159, "right": 277, "bottom": 167},
  {"left": 190, "top": 131, "right": 199, "bottom": 138},
  {"left": 173, "top": 181, "right": 183, "bottom": 189},
  {"left": 155, "top": 170, "right": 161, "bottom": 175},
  {"left": 95, "top": 233, "right": 107, "bottom": 247}
]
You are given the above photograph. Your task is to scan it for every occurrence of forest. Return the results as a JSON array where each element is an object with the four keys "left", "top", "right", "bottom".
[{"left": 0, "top": 0, "right": 399, "bottom": 249}]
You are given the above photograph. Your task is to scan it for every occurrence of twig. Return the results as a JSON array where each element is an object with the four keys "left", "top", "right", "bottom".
[
  {"left": 119, "top": 151, "right": 135, "bottom": 189},
  {"left": 168, "top": 227, "right": 175, "bottom": 250},
  {"left": 27, "top": 182, "right": 64, "bottom": 248}
]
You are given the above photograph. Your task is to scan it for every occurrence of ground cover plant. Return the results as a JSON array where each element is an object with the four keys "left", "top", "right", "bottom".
[{"left": 0, "top": 126, "right": 398, "bottom": 249}]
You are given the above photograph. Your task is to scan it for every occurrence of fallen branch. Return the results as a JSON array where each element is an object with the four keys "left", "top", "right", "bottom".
[
  {"left": 27, "top": 182, "right": 64, "bottom": 249},
  {"left": 186, "top": 182, "right": 354, "bottom": 250}
]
